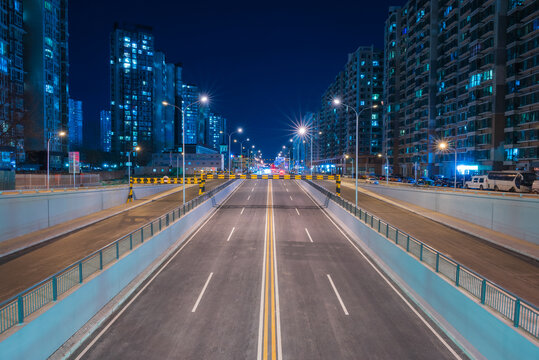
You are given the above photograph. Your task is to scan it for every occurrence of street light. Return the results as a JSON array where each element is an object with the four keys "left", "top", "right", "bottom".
[
  {"left": 163, "top": 94, "right": 209, "bottom": 204},
  {"left": 437, "top": 139, "right": 457, "bottom": 189},
  {"left": 127, "top": 146, "right": 141, "bottom": 187},
  {"left": 226, "top": 127, "right": 243, "bottom": 174},
  {"left": 239, "top": 138, "right": 250, "bottom": 174},
  {"left": 333, "top": 97, "right": 378, "bottom": 208},
  {"left": 47, "top": 130, "right": 67, "bottom": 190}
]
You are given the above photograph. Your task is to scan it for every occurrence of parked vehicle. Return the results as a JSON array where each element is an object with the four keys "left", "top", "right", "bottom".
[
  {"left": 465, "top": 175, "right": 489, "bottom": 190},
  {"left": 486, "top": 171, "right": 536, "bottom": 192},
  {"left": 366, "top": 177, "right": 379, "bottom": 184},
  {"left": 532, "top": 180, "right": 539, "bottom": 194}
]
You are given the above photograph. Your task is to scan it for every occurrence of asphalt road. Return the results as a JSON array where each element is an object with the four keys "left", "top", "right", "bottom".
[
  {"left": 317, "top": 180, "right": 539, "bottom": 306},
  {"left": 0, "top": 179, "right": 226, "bottom": 302},
  {"left": 73, "top": 179, "right": 466, "bottom": 360}
]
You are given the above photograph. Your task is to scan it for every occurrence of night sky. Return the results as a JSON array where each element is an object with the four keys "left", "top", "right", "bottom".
[{"left": 69, "top": 0, "right": 404, "bottom": 159}]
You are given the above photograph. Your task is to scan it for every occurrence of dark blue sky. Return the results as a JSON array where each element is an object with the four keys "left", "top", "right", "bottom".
[{"left": 70, "top": 0, "right": 404, "bottom": 159}]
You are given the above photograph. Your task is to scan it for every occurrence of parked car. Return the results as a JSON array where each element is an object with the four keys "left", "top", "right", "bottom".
[
  {"left": 533, "top": 180, "right": 539, "bottom": 194},
  {"left": 465, "top": 175, "right": 489, "bottom": 190},
  {"left": 366, "top": 177, "right": 379, "bottom": 184}
]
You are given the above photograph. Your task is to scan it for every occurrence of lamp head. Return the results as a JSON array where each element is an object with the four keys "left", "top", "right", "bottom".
[
  {"left": 438, "top": 141, "right": 448, "bottom": 150},
  {"left": 372, "top": 104, "right": 378, "bottom": 109},
  {"left": 298, "top": 126, "right": 307, "bottom": 136},
  {"left": 238, "top": 127, "right": 243, "bottom": 133},
  {"left": 162, "top": 101, "right": 169, "bottom": 106},
  {"left": 332, "top": 98, "right": 341, "bottom": 106},
  {"left": 135, "top": 146, "right": 141, "bottom": 151},
  {"left": 58, "top": 131, "right": 66, "bottom": 137},
  {"left": 200, "top": 95, "right": 209, "bottom": 104}
]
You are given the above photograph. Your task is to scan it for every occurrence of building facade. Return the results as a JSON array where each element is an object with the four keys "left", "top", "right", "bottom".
[
  {"left": 110, "top": 23, "right": 154, "bottom": 164},
  {"left": 0, "top": 0, "right": 25, "bottom": 163},
  {"left": 181, "top": 84, "right": 203, "bottom": 145},
  {"left": 383, "top": 0, "right": 538, "bottom": 178},
  {"left": 100, "top": 110, "right": 111, "bottom": 152},
  {"left": 207, "top": 112, "right": 226, "bottom": 151},
  {"left": 152, "top": 51, "right": 175, "bottom": 153},
  {"left": 23, "top": 0, "right": 69, "bottom": 168},
  {"left": 317, "top": 46, "right": 384, "bottom": 173},
  {"left": 68, "top": 98, "right": 83, "bottom": 148}
]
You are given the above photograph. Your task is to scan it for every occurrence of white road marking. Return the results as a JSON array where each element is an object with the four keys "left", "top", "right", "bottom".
[
  {"left": 290, "top": 195, "right": 293, "bottom": 201},
  {"left": 272, "top": 183, "right": 283, "bottom": 360},
  {"left": 295, "top": 208, "right": 300, "bottom": 216},
  {"left": 252, "top": 188, "right": 255, "bottom": 192},
  {"left": 327, "top": 274, "right": 349, "bottom": 315},
  {"left": 248, "top": 195, "right": 251, "bottom": 200},
  {"left": 226, "top": 227, "right": 236, "bottom": 242},
  {"left": 298, "top": 184, "right": 463, "bottom": 360},
  {"left": 305, "top": 228, "right": 313, "bottom": 242},
  {"left": 286, "top": 188, "right": 289, "bottom": 192},
  {"left": 241, "top": 207, "right": 245, "bottom": 215},
  {"left": 191, "top": 272, "right": 214, "bottom": 312}
]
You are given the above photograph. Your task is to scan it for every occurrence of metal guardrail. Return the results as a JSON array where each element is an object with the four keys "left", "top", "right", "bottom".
[
  {"left": 0, "top": 180, "right": 234, "bottom": 334},
  {"left": 307, "top": 180, "right": 539, "bottom": 339}
]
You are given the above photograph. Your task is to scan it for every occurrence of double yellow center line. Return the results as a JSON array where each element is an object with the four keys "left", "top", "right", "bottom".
[{"left": 259, "top": 181, "right": 281, "bottom": 360}]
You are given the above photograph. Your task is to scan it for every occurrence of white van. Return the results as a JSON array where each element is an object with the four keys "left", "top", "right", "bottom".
[{"left": 465, "top": 175, "right": 489, "bottom": 190}]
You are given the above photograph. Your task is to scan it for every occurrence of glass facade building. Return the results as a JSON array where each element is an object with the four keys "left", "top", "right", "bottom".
[
  {"left": 0, "top": 0, "right": 25, "bottom": 162},
  {"left": 100, "top": 110, "right": 111, "bottom": 152},
  {"left": 68, "top": 98, "right": 83, "bottom": 148},
  {"left": 23, "top": 0, "right": 69, "bottom": 168},
  {"left": 110, "top": 23, "right": 154, "bottom": 164},
  {"left": 181, "top": 84, "right": 203, "bottom": 145},
  {"left": 152, "top": 51, "right": 176, "bottom": 152}
]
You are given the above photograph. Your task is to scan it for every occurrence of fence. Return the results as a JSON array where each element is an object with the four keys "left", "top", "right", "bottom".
[
  {"left": 307, "top": 180, "right": 539, "bottom": 340},
  {"left": 0, "top": 180, "right": 233, "bottom": 334}
]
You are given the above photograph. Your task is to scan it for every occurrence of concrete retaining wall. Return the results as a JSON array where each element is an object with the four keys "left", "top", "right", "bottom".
[
  {"left": 0, "top": 184, "right": 180, "bottom": 243},
  {"left": 302, "top": 181, "right": 539, "bottom": 360},
  {"left": 357, "top": 183, "right": 539, "bottom": 243},
  {"left": 0, "top": 180, "right": 241, "bottom": 360}
]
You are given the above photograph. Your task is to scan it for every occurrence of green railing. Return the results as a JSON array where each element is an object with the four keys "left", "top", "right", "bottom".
[
  {"left": 307, "top": 180, "right": 539, "bottom": 339},
  {"left": 0, "top": 180, "right": 234, "bottom": 334}
]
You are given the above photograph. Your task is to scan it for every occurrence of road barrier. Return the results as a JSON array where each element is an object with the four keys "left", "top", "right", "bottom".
[
  {"left": 132, "top": 174, "right": 341, "bottom": 182},
  {"left": 0, "top": 181, "right": 234, "bottom": 335},
  {"left": 306, "top": 180, "right": 539, "bottom": 340}
]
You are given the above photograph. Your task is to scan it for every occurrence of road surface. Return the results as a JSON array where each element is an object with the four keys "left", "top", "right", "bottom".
[
  {"left": 0, "top": 179, "right": 226, "bottom": 302},
  {"left": 72, "top": 179, "right": 467, "bottom": 360},
  {"left": 316, "top": 180, "right": 539, "bottom": 306}
]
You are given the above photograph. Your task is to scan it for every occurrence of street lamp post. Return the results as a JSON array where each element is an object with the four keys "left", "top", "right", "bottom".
[
  {"left": 333, "top": 98, "right": 378, "bottom": 209},
  {"left": 239, "top": 138, "right": 250, "bottom": 174},
  {"left": 47, "top": 130, "right": 66, "bottom": 190},
  {"left": 228, "top": 128, "right": 243, "bottom": 174},
  {"left": 127, "top": 146, "right": 141, "bottom": 186},
  {"left": 163, "top": 95, "right": 208, "bottom": 204},
  {"left": 437, "top": 140, "right": 457, "bottom": 190}
]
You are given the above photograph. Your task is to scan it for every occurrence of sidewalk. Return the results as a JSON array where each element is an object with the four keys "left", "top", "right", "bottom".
[
  {"left": 340, "top": 181, "right": 539, "bottom": 261},
  {"left": 0, "top": 184, "right": 195, "bottom": 260}
]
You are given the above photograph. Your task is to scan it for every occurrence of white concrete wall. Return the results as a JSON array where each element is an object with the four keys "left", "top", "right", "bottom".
[
  {"left": 0, "top": 184, "right": 180, "bottom": 243},
  {"left": 359, "top": 184, "right": 539, "bottom": 244}
]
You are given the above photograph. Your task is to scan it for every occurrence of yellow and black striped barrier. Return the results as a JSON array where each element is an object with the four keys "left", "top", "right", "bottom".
[
  {"left": 336, "top": 174, "right": 341, "bottom": 197},
  {"left": 132, "top": 177, "right": 200, "bottom": 185},
  {"left": 199, "top": 177, "right": 206, "bottom": 195},
  {"left": 126, "top": 178, "right": 134, "bottom": 203},
  {"left": 202, "top": 174, "right": 338, "bottom": 180}
]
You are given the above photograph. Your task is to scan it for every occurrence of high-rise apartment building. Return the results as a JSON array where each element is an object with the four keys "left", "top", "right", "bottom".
[
  {"left": 504, "top": 0, "right": 538, "bottom": 171},
  {"left": 68, "top": 98, "right": 83, "bottom": 148},
  {"left": 383, "top": 0, "right": 538, "bottom": 177},
  {"left": 23, "top": 0, "right": 69, "bottom": 168},
  {"left": 317, "top": 46, "right": 384, "bottom": 172},
  {"left": 100, "top": 110, "right": 111, "bottom": 152},
  {"left": 181, "top": 84, "right": 204, "bottom": 145},
  {"left": 152, "top": 51, "right": 176, "bottom": 152},
  {"left": 207, "top": 112, "right": 226, "bottom": 151},
  {"left": 0, "top": 0, "right": 25, "bottom": 162},
  {"left": 110, "top": 23, "right": 154, "bottom": 164}
]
